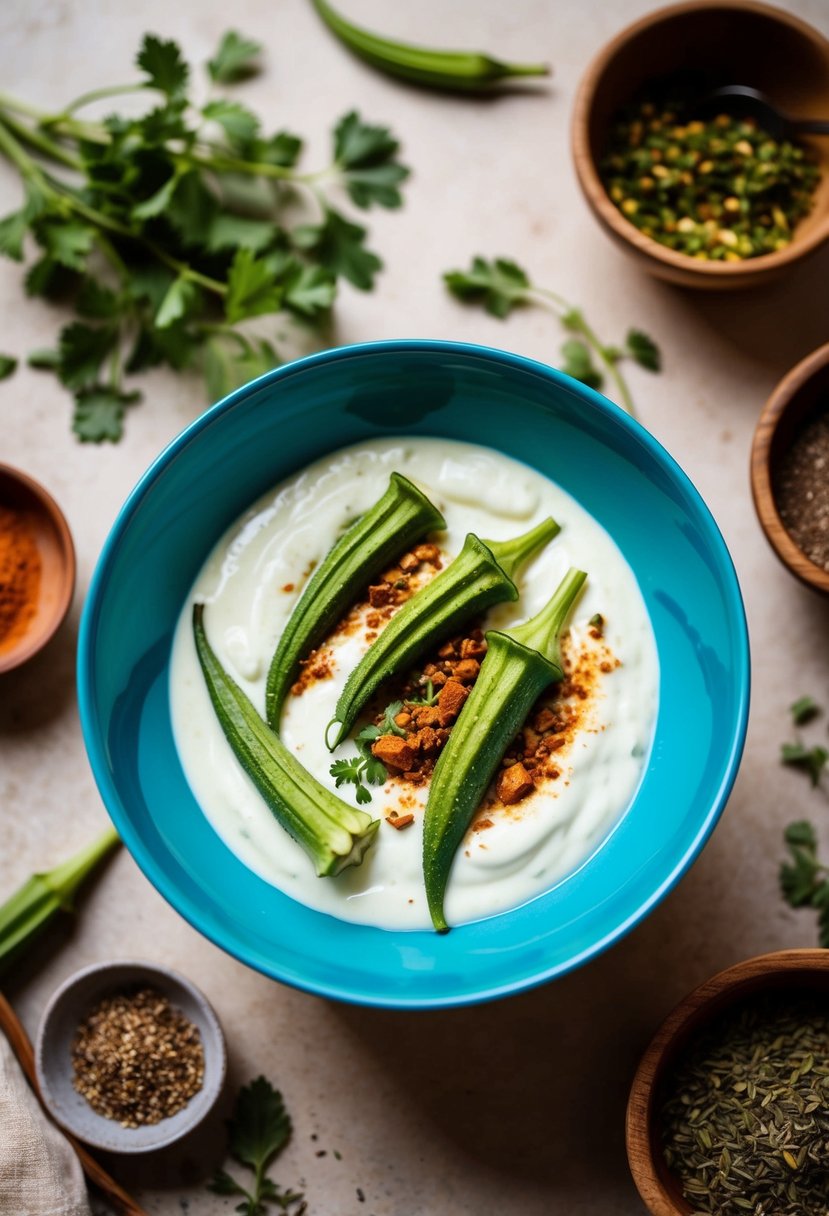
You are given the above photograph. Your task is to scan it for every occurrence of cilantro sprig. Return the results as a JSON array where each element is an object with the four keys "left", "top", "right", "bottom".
[
  {"left": 208, "top": 1076, "right": 304, "bottom": 1216},
  {"left": 330, "top": 701, "right": 406, "bottom": 804},
  {"left": 780, "top": 821, "right": 829, "bottom": 948},
  {"left": 0, "top": 31, "right": 408, "bottom": 441},
  {"left": 781, "top": 695, "right": 827, "bottom": 789},
  {"left": 443, "top": 256, "right": 661, "bottom": 417}
]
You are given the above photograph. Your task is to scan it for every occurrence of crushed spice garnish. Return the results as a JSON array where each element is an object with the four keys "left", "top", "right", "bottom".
[
  {"left": 72, "top": 987, "right": 205, "bottom": 1127},
  {"left": 775, "top": 406, "right": 829, "bottom": 572}
]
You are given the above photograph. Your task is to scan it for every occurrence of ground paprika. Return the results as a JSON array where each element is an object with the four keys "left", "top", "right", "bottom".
[{"left": 0, "top": 503, "right": 41, "bottom": 652}]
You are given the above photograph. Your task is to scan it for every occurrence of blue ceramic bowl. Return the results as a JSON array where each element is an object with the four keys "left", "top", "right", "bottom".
[{"left": 78, "top": 341, "right": 749, "bottom": 1009}]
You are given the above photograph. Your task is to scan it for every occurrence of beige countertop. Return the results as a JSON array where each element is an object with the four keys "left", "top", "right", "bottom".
[{"left": 1, "top": 1, "right": 829, "bottom": 1212}]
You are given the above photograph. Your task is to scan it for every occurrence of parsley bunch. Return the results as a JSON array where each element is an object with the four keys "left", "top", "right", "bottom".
[
  {"left": 443, "top": 256, "right": 661, "bottom": 417},
  {"left": 0, "top": 31, "right": 408, "bottom": 441},
  {"left": 209, "top": 1076, "right": 304, "bottom": 1216}
]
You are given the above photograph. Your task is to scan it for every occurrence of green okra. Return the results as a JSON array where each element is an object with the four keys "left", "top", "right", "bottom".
[
  {"left": 265, "top": 473, "right": 444, "bottom": 730},
  {"left": 422, "top": 567, "right": 587, "bottom": 932},
  {"left": 0, "top": 825, "right": 120, "bottom": 976},
  {"left": 327, "top": 517, "right": 560, "bottom": 750},
  {"left": 195, "top": 604, "right": 379, "bottom": 877},
  {"left": 311, "top": 0, "right": 550, "bottom": 92}
]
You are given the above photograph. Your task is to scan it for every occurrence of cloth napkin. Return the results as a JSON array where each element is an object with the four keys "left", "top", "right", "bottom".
[{"left": 0, "top": 1030, "right": 91, "bottom": 1216}]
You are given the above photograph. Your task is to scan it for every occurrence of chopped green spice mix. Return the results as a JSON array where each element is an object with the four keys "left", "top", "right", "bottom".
[
  {"left": 601, "top": 102, "right": 820, "bottom": 260},
  {"left": 661, "top": 993, "right": 829, "bottom": 1215}
]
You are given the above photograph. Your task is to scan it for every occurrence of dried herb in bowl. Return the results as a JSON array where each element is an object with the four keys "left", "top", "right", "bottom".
[
  {"left": 601, "top": 101, "right": 820, "bottom": 260},
  {"left": 660, "top": 992, "right": 829, "bottom": 1215}
]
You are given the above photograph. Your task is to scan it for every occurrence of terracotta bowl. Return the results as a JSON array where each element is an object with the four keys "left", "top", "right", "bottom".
[
  {"left": 627, "top": 949, "right": 829, "bottom": 1216},
  {"left": 572, "top": 0, "right": 829, "bottom": 290},
  {"left": 0, "top": 464, "right": 76, "bottom": 674},
  {"left": 751, "top": 341, "right": 829, "bottom": 596}
]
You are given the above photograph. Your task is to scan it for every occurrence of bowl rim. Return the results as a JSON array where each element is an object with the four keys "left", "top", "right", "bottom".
[
  {"left": 34, "top": 958, "right": 227, "bottom": 1154},
  {"left": 77, "top": 338, "right": 750, "bottom": 1008},
  {"left": 626, "top": 947, "right": 829, "bottom": 1216},
  {"left": 0, "top": 462, "right": 76, "bottom": 675},
  {"left": 571, "top": 0, "right": 829, "bottom": 281},
  {"left": 750, "top": 340, "right": 829, "bottom": 595}
]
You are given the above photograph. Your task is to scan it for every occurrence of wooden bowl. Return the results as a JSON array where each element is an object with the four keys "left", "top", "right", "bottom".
[
  {"left": 0, "top": 464, "right": 76, "bottom": 674},
  {"left": 751, "top": 341, "right": 829, "bottom": 596},
  {"left": 627, "top": 948, "right": 829, "bottom": 1216},
  {"left": 572, "top": 1, "right": 829, "bottom": 290}
]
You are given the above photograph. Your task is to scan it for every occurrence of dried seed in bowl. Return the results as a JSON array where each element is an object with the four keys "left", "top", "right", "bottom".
[{"left": 72, "top": 987, "right": 204, "bottom": 1127}]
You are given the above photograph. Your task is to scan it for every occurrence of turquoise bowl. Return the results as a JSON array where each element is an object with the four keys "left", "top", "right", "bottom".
[{"left": 77, "top": 341, "right": 749, "bottom": 1009}]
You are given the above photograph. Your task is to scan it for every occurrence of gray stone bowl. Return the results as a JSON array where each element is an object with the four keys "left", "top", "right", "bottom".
[{"left": 35, "top": 960, "right": 227, "bottom": 1153}]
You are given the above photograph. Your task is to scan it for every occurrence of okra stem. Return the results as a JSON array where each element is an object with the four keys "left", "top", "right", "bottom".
[
  {"left": 195, "top": 605, "right": 379, "bottom": 877},
  {"left": 265, "top": 473, "right": 445, "bottom": 730},
  {"left": 422, "top": 568, "right": 586, "bottom": 932},
  {"left": 327, "top": 517, "right": 559, "bottom": 750}
]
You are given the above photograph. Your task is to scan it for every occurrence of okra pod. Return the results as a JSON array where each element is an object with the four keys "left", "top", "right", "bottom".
[
  {"left": 311, "top": 0, "right": 550, "bottom": 92},
  {"left": 0, "top": 825, "right": 120, "bottom": 977},
  {"left": 422, "top": 567, "right": 587, "bottom": 932},
  {"left": 327, "top": 517, "right": 560, "bottom": 749},
  {"left": 195, "top": 605, "right": 379, "bottom": 877},
  {"left": 265, "top": 472, "right": 445, "bottom": 730}
]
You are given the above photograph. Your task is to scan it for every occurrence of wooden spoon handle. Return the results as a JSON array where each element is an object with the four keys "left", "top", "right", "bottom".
[{"left": 0, "top": 990, "right": 148, "bottom": 1216}]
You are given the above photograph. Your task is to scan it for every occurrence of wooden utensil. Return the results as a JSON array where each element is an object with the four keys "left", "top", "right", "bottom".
[
  {"left": 751, "top": 340, "right": 829, "bottom": 598},
  {"left": 626, "top": 949, "right": 829, "bottom": 1216},
  {"left": 0, "top": 990, "right": 147, "bottom": 1216}
]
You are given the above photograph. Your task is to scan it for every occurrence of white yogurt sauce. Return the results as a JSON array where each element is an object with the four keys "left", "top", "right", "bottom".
[{"left": 170, "top": 438, "right": 659, "bottom": 930}]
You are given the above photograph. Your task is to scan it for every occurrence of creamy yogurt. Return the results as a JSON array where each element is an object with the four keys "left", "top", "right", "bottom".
[{"left": 170, "top": 438, "right": 659, "bottom": 930}]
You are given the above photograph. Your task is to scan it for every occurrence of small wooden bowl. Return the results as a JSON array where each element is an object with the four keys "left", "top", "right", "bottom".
[
  {"left": 0, "top": 464, "right": 76, "bottom": 674},
  {"left": 572, "top": 1, "right": 829, "bottom": 290},
  {"left": 627, "top": 949, "right": 829, "bottom": 1216},
  {"left": 751, "top": 341, "right": 829, "bottom": 597}
]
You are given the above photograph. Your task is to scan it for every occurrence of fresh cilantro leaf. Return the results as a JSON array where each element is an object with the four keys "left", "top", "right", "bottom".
[
  {"left": 282, "top": 262, "right": 336, "bottom": 318},
  {"left": 155, "top": 275, "right": 200, "bottom": 329},
  {"left": 137, "top": 98, "right": 190, "bottom": 143},
  {"left": 73, "top": 386, "right": 140, "bottom": 443},
  {"left": 58, "top": 322, "right": 117, "bottom": 390},
  {"left": 625, "top": 328, "right": 661, "bottom": 372},
  {"left": 24, "top": 256, "right": 78, "bottom": 299},
  {"left": 791, "top": 696, "right": 821, "bottom": 726},
  {"left": 165, "top": 174, "right": 219, "bottom": 246},
  {"left": 331, "top": 757, "right": 365, "bottom": 788},
  {"left": 0, "top": 355, "right": 17, "bottom": 381},
  {"left": 226, "top": 248, "right": 283, "bottom": 323},
  {"left": 333, "top": 111, "right": 409, "bottom": 209},
  {"left": 203, "top": 337, "right": 279, "bottom": 403},
  {"left": 36, "top": 220, "right": 95, "bottom": 270},
  {"left": 355, "top": 784, "right": 372, "bottom": 805},
  {"left": 228, "top": 1076, "right": 291, "bottom": 1176},
  {"left": 0, "top": 209, "right": 30, "bottom": 262},
  {"left": 208, "top": 31, "right": 263, "bottom": 83},
  {"left": 207, "top": 1169, "right": 248, "bottom": 1198},
  {"left": 378, "top": 701, "right": 407, "bottom": 738},
  {"left": 781, "top": 742, "right": 828, "bottom": 788},
  {"left": 260, "top": 131, "right": 303, "bottom": 168},
  {"left": 131, "top": 171, "right": 183, "bottom": 222},
  {"left": 137, "top": 34, "right": 189, "bottom": 97},
  {"left": 76, "top": 278, "right": 120, "bottom": 319},
  {"left": 780, "top": 820, "right": 821, "bottom": 906},
  {"left": 206, "top": 214, "right": 276, "bottom": 254},
  {"left": 560, "top": 338, "right": 604, "bottom": 391},
  {"left": 294, "top": 208, "right": 382, "bottom": 291},
  {"left": 444, "top": 256, "right": 531, "bottom": 318},
  {"left": 203, "top": 100, "right": 260, "bottom": 147}
]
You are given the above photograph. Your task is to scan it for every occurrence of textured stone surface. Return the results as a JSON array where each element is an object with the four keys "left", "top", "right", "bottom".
[{"left": 1, "top": 1, "right": 828, "bottom": 1212}]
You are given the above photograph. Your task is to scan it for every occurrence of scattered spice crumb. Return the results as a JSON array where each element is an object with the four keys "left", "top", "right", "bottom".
[{"left": 356, "top": 1188, "right": 365, "bottom": 1203}]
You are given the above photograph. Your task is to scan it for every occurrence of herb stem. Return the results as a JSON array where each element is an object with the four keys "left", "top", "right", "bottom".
[
  {"left": 0, "top": 108, "right": 82, "bottom": 171},
  {"left": 55, "top": 81, "right": 154, "bottom": 118},
  {"left": 0, "top": 114, "right": 46, "bottom": 183}
]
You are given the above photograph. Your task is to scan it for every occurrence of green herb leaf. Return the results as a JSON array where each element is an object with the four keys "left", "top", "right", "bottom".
[
  {"left": 155, "top": 275, "right": 200, "bottom": 329},
  {"left": 207, "top": 1169, "right": 249, "bottom": 1198},
  {"left": 282, "top": 262, "right": 336, "bottom": 318},
  {"left": 791, "top": 696, "right": 821, "bottom": 726},
  {"left": 560, "top": 338, "right": 604, "bottom": 391},
  {"left": 444, "top": 256, "right": 531, "bottom": 318},
  {"left": 331, "top": 756, "right": 366, "bottom": 788},
  {"left": 228, "top": 1076, "right": 291, "bottom": 1177},
  {"left": 0, "top": 355, "right": 17, "bottom": 381},
  {"left": 333, "top": 111, "right": 409, "bottom": 209},
  {"left": 203, "top": 337, "right": 279, "bottom": 403},
  {"left": 202, "top": 100, "right": 260, "bottom": 147},
  {"left": 27, "top": 348, "right": 60, "bottom": 370},
  {"left": 208, "top": 31, "right": 263, "bottom": 83},
  {"left": 24, "top": 256, "right": 77, "bottom": 299},
  {"left": 625, "top": 328, "right": 661, "bottom": 372},
  {"left": 137, "top": 34, "right": 189, "bottom": 96},
  {"left": 131, "top": 172, "right": 182, "bottom": 222},
  {"left": 260, "top": 131, "right": 303, "bottom": 168},
  {"left": 205, "top": 214, "right": 276, "bottom": 255},
  {"left": 226, "top": 248, "right": 283, "bottom": 323},
  {"left": 76, "top": 278, "right": 120, "bottom": 319},
  {"left": 780, "top": 820, "right": 822, "bottom": 906},
  {"left": 294, "top": 208, "right": 382, "bottom": 291},
  {"left": 0, "top": 209, "right": 30, "bottom": 262},
  {"left": 781, "top": 742, "right": 828, "bottom": 787},
  {"left": 73, "top": 386, "right": 140, "bottom": 444},
  {"left": 37, "top": 220, "right": 95, "bottom": 271},
  {"left": 58, "top": 323, "right": 117, "bottom": 390}
]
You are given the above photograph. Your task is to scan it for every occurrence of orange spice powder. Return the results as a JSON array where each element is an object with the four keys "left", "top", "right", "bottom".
[{"left": 0, "top": 504, "right": 41, "bottom": 653}]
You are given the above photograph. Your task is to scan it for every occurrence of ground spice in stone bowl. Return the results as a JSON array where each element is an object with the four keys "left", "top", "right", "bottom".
[
  {"left": 659, "top": 992, "right": 829, "bottom": 1216},
  {"left": 72, "top": 987, "right": 205, "bottom": 1128},
  {"left": 0, "top": 502, "right": 42, "bottom": 655},
  {"left": 774, "top": 406, "right": 829, "bottom": 574}
]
